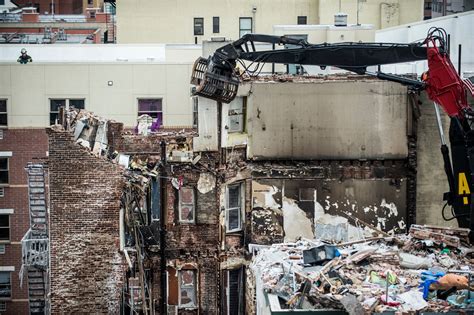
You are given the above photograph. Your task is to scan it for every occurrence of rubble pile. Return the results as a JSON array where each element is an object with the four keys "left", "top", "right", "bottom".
[{"left": 251, "top": 225, "right": 474, "bottom": 314}]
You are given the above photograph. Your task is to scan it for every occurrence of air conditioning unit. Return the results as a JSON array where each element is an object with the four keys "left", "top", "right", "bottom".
[{"left": 334, "top": 12, "right": 348, "bottom": 27}]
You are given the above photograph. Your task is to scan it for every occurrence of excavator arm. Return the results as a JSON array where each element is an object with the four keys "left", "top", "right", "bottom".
[{"left": 191, "top": 27, "right": 474, "bottom": 237}]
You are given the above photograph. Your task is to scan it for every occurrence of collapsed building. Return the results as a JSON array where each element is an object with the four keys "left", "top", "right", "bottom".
[{"left": 20, "top": 74, "right": 451, "bottom": 314}]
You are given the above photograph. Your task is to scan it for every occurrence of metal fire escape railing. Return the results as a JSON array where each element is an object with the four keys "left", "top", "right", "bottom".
[{"left": 20, "top": 163, "right": 49, "bottom": 315}]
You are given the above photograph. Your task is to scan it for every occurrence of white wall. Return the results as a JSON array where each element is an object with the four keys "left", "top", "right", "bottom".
[{"left": 0, "top": 0, "right": 17, "bottom": 12}]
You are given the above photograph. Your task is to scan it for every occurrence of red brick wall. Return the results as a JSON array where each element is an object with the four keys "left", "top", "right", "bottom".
[
  {"left": 47, "top": 128, "right": 126, "bottom": 313},
  {"left": 0, "top": 129, "right": 48, "bottom": 315}
]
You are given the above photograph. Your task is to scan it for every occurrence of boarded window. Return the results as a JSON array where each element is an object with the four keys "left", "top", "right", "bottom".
[
  {"left": 0, "top": 215, "right": 9, "bottom": 241},
  {"left": 194, "top": 18, "right": 204, "bottom": 35},
  {"left": 239, "top": 17, "right": 252, "bottom": 38},
  {"left": 167, "top": 267, "right": 179, "bottom": 305},
  {"left": 179, "top": 187, "right": 195, "bottom": 223},
  {"left": 0, "top": 272, "right": 11, "bottom": 298},
  {"left": 226, "top": 183, "right": 242, "bottom": 232},
  {"left": 228, "top": 97, "right": 246, "bottom": 133},
  {"left": 0, "top": 158, "right": 8, "bottom": 185},
  {"left": 227, "top": 268, "right": 244, "bottom": 315},
  {"left": 0, "top": 100, "right": 7, "bottom": 127},
  {"left": 297, "top": 16, "right": 307, "bottom": 25},
  {"left": 213, "top": 16, "right": 220, "bottom": 33},
  {"left": 179, "top": 270, "right": 197, "bottom": 308},
  {"left": 138, "top": 98, "right": 163, "bottom": 127}
]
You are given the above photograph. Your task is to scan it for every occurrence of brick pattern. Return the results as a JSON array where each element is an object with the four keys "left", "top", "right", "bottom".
[{"left": 47, "top": 128, "right": 126, "bottom": 314}]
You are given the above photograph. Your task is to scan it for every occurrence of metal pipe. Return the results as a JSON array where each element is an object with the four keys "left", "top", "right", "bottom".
[
  {"left": 458, "top": 44, "right": 462, "bottom": 76},
  {"left": 434, "top": 102, "right": 447, "bottom": 145},
  {"left": 159, "top": 140, "right": 167, "bottom": 315}
]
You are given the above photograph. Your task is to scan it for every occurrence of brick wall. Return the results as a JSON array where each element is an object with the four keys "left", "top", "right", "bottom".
[
  {"left": 47, "top": 127, "right": 126, "bottom": 313},
  {"left": 0, "top": 128, "right": 48, "bottom": 315}
]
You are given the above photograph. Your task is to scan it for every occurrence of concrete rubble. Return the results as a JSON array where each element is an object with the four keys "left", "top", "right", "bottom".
[{"left": 250, "top": 225, "right": 473, "bottom": 314}]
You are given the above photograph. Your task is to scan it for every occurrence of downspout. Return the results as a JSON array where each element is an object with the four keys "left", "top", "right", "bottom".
[{"left": 159, "top": 140, "right": 167, "bottom": 314}]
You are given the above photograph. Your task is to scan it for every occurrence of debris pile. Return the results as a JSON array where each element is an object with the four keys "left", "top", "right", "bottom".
[{"left": 251, "top": 225, "right": 473, "bottom": 314}]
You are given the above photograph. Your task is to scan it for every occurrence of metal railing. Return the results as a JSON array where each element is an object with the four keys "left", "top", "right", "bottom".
[{"left": 21, "top": 229, "right": 49, "bottom": 268}]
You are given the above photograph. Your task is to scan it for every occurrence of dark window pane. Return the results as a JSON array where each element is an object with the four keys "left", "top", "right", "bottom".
[
  {"left": 0, "top": 100, "right": 6, "bottom": 112},
  {"left": 0, "top": 159, "right": 7, "bottom": 170},
  {"left": 50, "top": 113, "right": 59, "bottom": 125},
  {"left": 0, "top": 114, "right": 7, "bottom": 126},
  {"left": 0, "top": 171, "right": 8, "bottom": 184},
  {"left": 228, "top": 185, "right": 240, "bottom": 208},
  {"left": 228, "top": 208, "right": 240, "bottom": 230},
  {"left": 0, "top": 215, "right": 8, "bottom": 227},
  {"left": 298, "top": 16, "right": 307, "bottom": 25},
  {"left": 50, "top": 99, "right": 65, "bottom": 111},
  {"left": 194, "top": 18, "right": 204, "bottom": 35},
  {"left": 0, "top": 228, "right": 9, "bottom": 240},
  {"left": 0, "top": 272, "right": 11, "bottom": 298},
  {"left": 213, "top": 17, "right": 220, "bottom": 33},
  {"left": 228, "top": 269, "right": 242, "bottom": 315},
  {"left": 138, "top": 99, "right": 162, "bottom": 112},
  {"left": 70, "top": 99, "right": 85, "bottom": 109}
]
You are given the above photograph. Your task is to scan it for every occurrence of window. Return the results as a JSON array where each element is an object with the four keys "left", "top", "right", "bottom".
[
  {"left": 50, "top": 99, "right": 85, "bottom": 125},
  {"left": 213, "top": 16, "right": 220, "bottom": 33},
  {"left": 194, "top": 18, "right": 204, "bottom": 36},
  {"left": 0, "top": 215, "right": 9, "bottom": 241},
  {"left": 239, "top": 17, "right": 252, "bottom": 38},
  {"left": 0, "top": 272, "right": 11, "bottom": 298},
  {"left": 299, "top": 188, "right": 315, "bottom": 202},
  {"left": 226, "top": 183, "right": 242, "bottom": 232},
  {"left": 0, "top": 100, "right": 6, "bottom": 127},
  {"left": 0, "top": 245, "right": 5, "bottom": 254},
  {"left": 297, "top": 16, "right": 307, "bottom": 25},
  {"left": 227, "top": 268, "right": 244, "bottom": 315},
  {"left": 0, "top": 159, "right": 8, "bottom": 185},
  {"left": 138, "top": 98, "right": 163, "bottom": 127},
  {"left": 0, "top": 301, "right": 5, "bottom": 311},
  {"left": 228, "top": 97, "right": 246, "bottom": 133},
  {"left": 179, "top": 187, "right": 195, "bottom": 223},
  {"left": 192, "top": 97, "right": 198, "bottom": 128},
  {"left": 0, "top": 1, "right": 5, "bottom": 5},
  {"left": 0, "top": 188, "right": 3, "bottom": 197},
  {"left": 179, "top": 270, "right": 197, "bottom": 308}
]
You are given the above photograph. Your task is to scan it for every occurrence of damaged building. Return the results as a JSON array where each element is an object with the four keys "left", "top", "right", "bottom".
[{"left": 18, "top": 72, "right": 428, "bottom": 314}]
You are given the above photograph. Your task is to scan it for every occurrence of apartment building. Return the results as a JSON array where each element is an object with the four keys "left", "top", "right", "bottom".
[
  {"left": 116, "top": 0, "right": 424, "bottom": 44},
  {"left": 431, "top": 0, "right": 474, "bottom": 18}
]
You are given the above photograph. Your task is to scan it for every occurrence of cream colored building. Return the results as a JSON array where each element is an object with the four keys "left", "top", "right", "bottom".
[
  {"left": 0, "top": 44, "right": 201, "bottom": 128},
  {"left": 116, "top": 0, "right": 424, "bottom": 44}
]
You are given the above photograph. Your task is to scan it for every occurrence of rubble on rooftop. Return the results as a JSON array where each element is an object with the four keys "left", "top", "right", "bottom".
[{"left": 250, "top": 224, "right": 473, "bottom": 314}]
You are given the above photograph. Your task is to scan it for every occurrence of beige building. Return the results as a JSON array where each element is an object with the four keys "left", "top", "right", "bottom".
[{"left": 116, "top": 0, "right": 424, "bottom": 44}]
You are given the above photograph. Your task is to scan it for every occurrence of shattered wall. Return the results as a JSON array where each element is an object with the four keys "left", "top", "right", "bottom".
[{"left": 47, "top": 126, "right": 126, "bottom": 313}]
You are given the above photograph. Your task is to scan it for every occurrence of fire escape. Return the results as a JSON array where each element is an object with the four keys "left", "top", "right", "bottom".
[
  {"left": 21, "top": 164, "right": 49, "bottom": 315},
  {"left": 104, "top": 0, "right": 116, "bottom": 43}
]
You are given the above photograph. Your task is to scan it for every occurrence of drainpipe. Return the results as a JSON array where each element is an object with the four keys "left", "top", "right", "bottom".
[{"left": 159, "top": 140, "right": 167, "bottom": 314}]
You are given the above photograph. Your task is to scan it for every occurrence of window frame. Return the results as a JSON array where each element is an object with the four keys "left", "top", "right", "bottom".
[
  {"left": 192, "top": 97, "right": 198, "bottom": 129},
  {"left": 178, "top": 269, "right": 197, "bottom": 309},
  {"left": 0, "top": 158, "right": 8, "bottom": 186},
  {"left": 179, "top": 187, "right": 195, "bottom": 223},
  {"left": 226, "top": 268, "right": 244, "bottom": 315},
  {"left": 49, "top": 98, "right": 85, "bottom": 125},
  {"left": 0, "top": 100, "right": 7, "bottom": 128},
  {"left": 194, "top": 17, "right": 204, "bottom": 36},
  {"left": 297, "top": 16, "right": 308, "bottom": 25},
  {"left": 239, "top": 17, "right": 252, "bottom": 38},
  {"left": 0, "top": 271, "right": 11, "bottom": 299},
  {"left": 0, "top": 214, "right": 9, "bottom": 242},
  {"left": 213, "top": 16, "right": 220, "bottom": 33},
  {"left": 137, "top": 98, "right": 163, "bottom": 120},
  {"left": 227, "top": 97, "right": 246, "bottom": 133},
  {"left": 226, "top": 183, "right": 243, "bottom": 233}
]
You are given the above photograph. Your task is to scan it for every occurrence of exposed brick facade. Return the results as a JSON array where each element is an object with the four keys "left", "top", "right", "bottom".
[
  {"left": 0, "top": 128, "right": 48, "bottom": 315},
  {"left": 47, "top": 127, "right": 126, "bottom": 313}
]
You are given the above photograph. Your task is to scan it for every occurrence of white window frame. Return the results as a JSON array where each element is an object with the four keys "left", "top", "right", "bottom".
[
  {"left": 0, "top": 214, "right": 10, "bottom": 242},
  {"left": 49, "top": 98, "right": 85, "bottom": 125},
  {"left": 137, "top": 98, "right": 163, "bottom": 119},
  {"left": 0, "top": 271, "right": 12, "bottom": 299},
  {"left": 226, "top": 183, "right": 243, "bottom": 233},
  {"left": 0, "top": 157, "right": 8, "bottom": 186},
  {"left": 0, "top": 99, "right": 7, "bottom": 128},
  {"left": 227, "top": 97, "right": 245, "bottom": 133},
  {"left": 178, "top": 269, "right": 197, "bottom": 309},
  {"left": 179, "top": 187, "right": 195, "bottom": 223},
  {"left": 0, "top": 300, "right": 5, "bottom": 311}
]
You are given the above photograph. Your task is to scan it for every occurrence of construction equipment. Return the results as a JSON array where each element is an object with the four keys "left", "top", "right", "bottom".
[{"left": 191, "top": 28, "right": 474, "bottom": 237}]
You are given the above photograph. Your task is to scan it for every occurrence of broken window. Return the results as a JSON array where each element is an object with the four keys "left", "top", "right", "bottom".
[
  {"left": 213, "top": 16, "right": 220, "bottom": 33},
  {"left": 179, "top": 187, "right": 195, "bottom": 223},
  {"left": 227, "top": 268, "right": 244, "bottom": 315},
  {"left": 299, "top": 188, "right": 316, "bottom": 202},
  {"left": 192, "top": 97, "right": 198, "bottom": 128},
  {"left": 226, "top": 183, "right": 242, "bottom": 232},
  {"left": 0, "top": 100, "right": 7, "bottom": 127},
  {"left": 50, "top": 99, "right": 85, "bottom": 125},
  {"left": 228, "top": 97, "right": 246, "bottom": 133},
  {"left": 0, "top": 215, "right": 9, "bottom": 241},
  {"left": 239, "top": 17, "right": 252, "bottom": 38},
  {"left": 297, "top": 16, "right": 307, "bottom": 25},
  {"left": 179, "top": 270, "right": 197, "bottom": 308},
  {"left": 194, "top": 18, "right": 204, "bottom": 35},
  {"left": 0, "top": 272, "right": 11, "bottom": 298},
  {"left": 0, "top": 158, "right": 8, "bottom": 185},
  {"left": 138, "top": 98, "right": 162, "bottom": 127}
]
